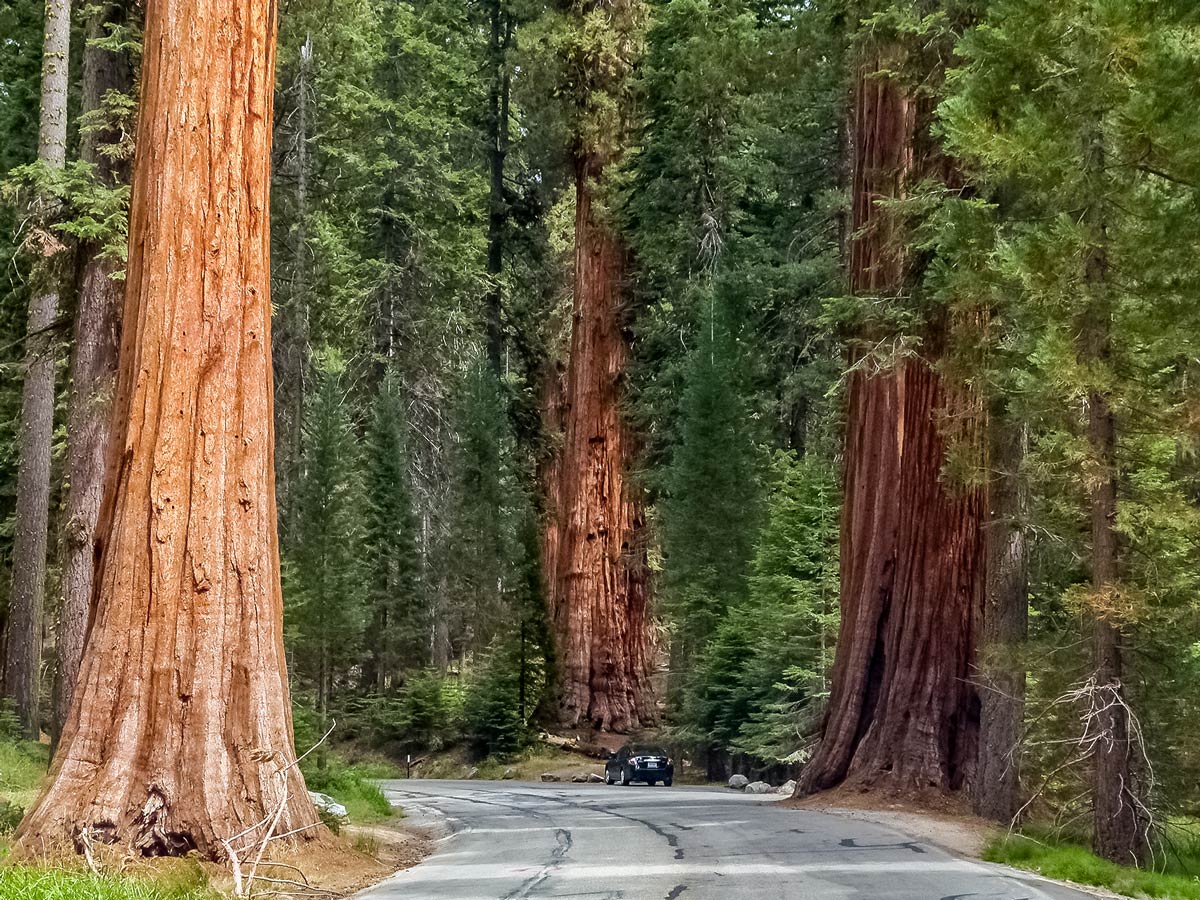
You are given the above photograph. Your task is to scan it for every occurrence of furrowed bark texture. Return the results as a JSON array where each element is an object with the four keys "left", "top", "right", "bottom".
[
  {"left": 550, "top": 155, "right": 653, "bottom": 733},
  {"left": 5, "top": 0, "right": 72, "bottom": 739},
  {"left": 974, "top": 410, "right": 1028, "bottom": 822},
  {"left": 797, "top": 45, "right": 984, "bottom": 797},
  {"left": 55, "top": 0, "right": 137, "bottom": 741},
  {"left": 16, "top": 0, "right": 319, "bottom": 859},
  {"left": 1082, "top": 131, "right": 1148, "bottom": 866}
]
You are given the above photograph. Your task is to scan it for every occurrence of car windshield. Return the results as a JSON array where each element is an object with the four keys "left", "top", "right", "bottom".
[{"left": 630, "top": 746, "right": 667, "bottom": 756}]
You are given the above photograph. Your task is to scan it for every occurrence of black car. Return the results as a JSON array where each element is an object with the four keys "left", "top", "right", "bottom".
[{"left": 605, "top": 744, "right": 674, "bottom": 786}]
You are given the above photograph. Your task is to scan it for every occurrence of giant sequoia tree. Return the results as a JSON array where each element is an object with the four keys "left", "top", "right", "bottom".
[
  {"left": 546, "top": 0, "right": 654, "bottom": 732},
  {"left": 798, "top": 13, "right": 986, "bottom": 797},
  {"left": 16, "top": 0, "right": 318, "bottom": 858}
]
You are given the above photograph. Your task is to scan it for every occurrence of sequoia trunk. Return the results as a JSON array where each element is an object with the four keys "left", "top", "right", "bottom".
[
  {"left": 4, "top": 0, "right": 72, "bottom": 739},
  {"left": 797, "top": 41, "right": 984, "bottom": 797},
  {"left": 55, "top": 0, "right": 137, "bottom": 741},
  {"left": 16, "top": 0, "right": 319, "bottom": 859},
  {"left": 550, "top": 156, "right": 653, "bottom": 733},
  {"left": 547, "top": 0, "right": 653, "bottom": 733}
]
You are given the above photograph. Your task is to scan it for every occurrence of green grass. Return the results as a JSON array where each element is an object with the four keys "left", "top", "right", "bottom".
[
  {"left": 0, "top": 738, "right": 49, "bottom": 806},
  {"left": 0, "top": 865, "right": 220, "bottom": 900},
  {"left": 986, "top": 833, "right": 1200, "bottom": 899},
  {"left": 302, "top": 754, "right": 397, "bottom": 825},
  {"left": 0, "top": 737, "right": 51, "bottom": 854}
]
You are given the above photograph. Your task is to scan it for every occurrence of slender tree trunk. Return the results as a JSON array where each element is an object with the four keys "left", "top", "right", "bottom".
[
  {"left": 274, "top": 35, "right": 312, "bottom": 540},
  {"left": 1082, "top": 131, "right": 1149, "bottom": 866},
  {"left": 4, "top": 0, "right": 72, "bottom": 740},
  {"left": 54, "top": 0, "right": 137, "bottom": 744},
  {"left": 797, "top": 42, "right": 985, "bottom": 797},
  {"left": 551, "top": 154, "right": 653, "bottom": 733},
  {"left": 974, "top": 408, "right": 1028, "bottom": 822},
  {"left": 484, "top": 0, "right": 512, "bottom": 377},
  {"left": 16, "top": 0, "right": 319, "bottom": 859}
]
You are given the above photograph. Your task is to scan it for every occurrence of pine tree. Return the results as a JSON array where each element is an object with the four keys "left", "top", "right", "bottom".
[
  {"left": 446, "top": 359, "right": 531, "bottom": 657},
  {"left": 4, "top": 0, "right": 72, "bottom": 739},
  {"left": 288, "top": 352, "right": 367, "bottom": 767},
  {"left": 363, "top": 371, "right": 425, "bottom": 691},
  {"left": 662, "top": 297, "right": 761, "bottom": 691},
  {"left": 939, "top": 0, "right": 1200, "bottom": 861}
]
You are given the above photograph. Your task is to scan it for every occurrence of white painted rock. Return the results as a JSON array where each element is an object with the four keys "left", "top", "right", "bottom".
[
  {"left": 745, "top": 781, "right": 772, "bottom": 795},
  {"left": 728, "top": 774, "right": 750, "bottom": 790},
  {"left": 309, "top": 791, "right": 348, "bottom": 821},
  {"left": 775, "top": 780, "right": 797, "bottom": 795},
  {"left": 588, "top": 772, "right": 605, "bottom": 783}
]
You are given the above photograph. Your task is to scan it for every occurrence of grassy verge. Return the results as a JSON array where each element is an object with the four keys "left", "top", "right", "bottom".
[
  {"left": 986, "top": 832, "right": 1200, "bottom": 899},
  {"left": 302, "top": 754, "right": 398, "bottom": 826},
  {"left": 0, "top": 736, "right": 50, "bottom": 858},
  {"left": 0, "top": 865, "right": 221, "bottom": 900}
]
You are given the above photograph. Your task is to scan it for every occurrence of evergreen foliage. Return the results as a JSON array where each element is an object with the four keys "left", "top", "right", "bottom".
[
  {"left": 3, "top": 0, "right": 1200, "bottom": 874},
  {"left": 363, "top": 371, "right": 426, "bottom": 689}
]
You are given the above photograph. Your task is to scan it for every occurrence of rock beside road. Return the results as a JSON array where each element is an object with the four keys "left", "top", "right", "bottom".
[
  {"left": 745, "top": 781, "right": 772, "bottom": 794},
  {"left": 728, "top": 774, "right": 750, "bottom": 790},
  {"left": 775, "top": 780, "right": 797, "bottom": 795},
  {"left": 309, "top": 791, "right": 349, "bottom": 822},
  {"left": 502, "top": 768, "right": 516, "bottom": 780},
  {"left": 540, "top": 772, "right": 561, "bottom": 782},
  {"left": 465, "top": 767, "right": 479, "bottom": 780},
  {"left": 589, "top": 772, "right": 605, "bottom": 783}
]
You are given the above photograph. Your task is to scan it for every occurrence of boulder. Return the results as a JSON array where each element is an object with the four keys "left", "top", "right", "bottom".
[
  {"left": 588, "top": 773, "right": 605, "bottom": 783},
  {"left": 728, "top": 774, "right": 750, "bottom": 790},
  {"left": 775, "top": 780, "right": 797, "bottom": 796},
  {"left": 308, "top": 791, "right": 349, "bottom": 822},
  {"left": 465, "top": 767, "right": 480, "bottom": 780},
  {"left": 571, "top": 773, "right": 588, "bottom": 783},
  {"left": 745, "top": 781, "right": 772, "bottom": 795},
  {"left": 540, "top": 772, "right": 561, "bottom": 782}
]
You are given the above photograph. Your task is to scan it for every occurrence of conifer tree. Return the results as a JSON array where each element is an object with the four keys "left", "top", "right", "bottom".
[
  {"left": 941, "top": 0, "right": 1200, "bottom": 861},
  {"left": 363, "top": 371, "right": 426, "bottom": 690},
  {"left": 288, "top": 352, "right": 366, "bottom": 765},
  {"left": 662, "top": 297, "right": 761, "bottom": 691}
]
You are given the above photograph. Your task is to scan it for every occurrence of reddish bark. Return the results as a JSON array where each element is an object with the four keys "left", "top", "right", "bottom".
[
  {"left": 548, "top": 156, "right": 654, "bottom": 733},
  {"left": 797, "top": 45, "right": 985, "bottom": 797},
  {"left": 16, "top": 0, "right": 319, "bottom": 859}
]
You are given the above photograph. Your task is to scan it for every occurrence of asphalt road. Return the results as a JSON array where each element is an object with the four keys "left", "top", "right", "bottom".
[{"left": 357, "top": 780, "right": 1098, "bottom": 900}]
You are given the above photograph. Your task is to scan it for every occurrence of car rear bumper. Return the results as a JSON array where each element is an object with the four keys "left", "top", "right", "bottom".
[{"left": 630, "top": 766, "right": 673, "bottom": 780}]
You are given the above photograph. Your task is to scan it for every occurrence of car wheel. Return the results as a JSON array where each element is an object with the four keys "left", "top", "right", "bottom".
[
  {"left": 664, "top": 778, "right": 673, "bottom": 787},
  {"left": 619, "top": 767, "right": 630, "bottom": 786},
  {"left": 605, "top": 770, "right": 614, "bottom": 785}
]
